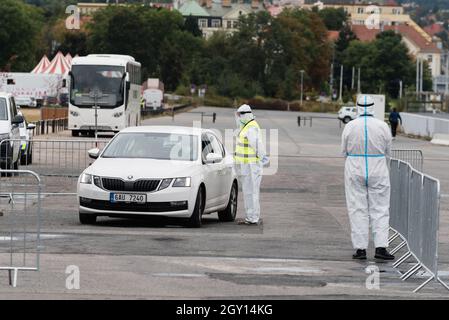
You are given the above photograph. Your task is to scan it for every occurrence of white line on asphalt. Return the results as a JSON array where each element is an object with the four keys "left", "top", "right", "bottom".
[
  {"left": 152, "top": 273, "right": 207, "bottom": 278},
  {"left": 254, "top": 267, "right": 324, "bottom": 274}
]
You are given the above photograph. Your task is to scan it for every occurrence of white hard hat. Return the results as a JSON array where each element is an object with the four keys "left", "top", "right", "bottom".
[
  {"left": 357, "top": 95, "right": 375, "bottom": 116},
  {"left": 237, "top": 104, "right": 252, "bottom": 114}
]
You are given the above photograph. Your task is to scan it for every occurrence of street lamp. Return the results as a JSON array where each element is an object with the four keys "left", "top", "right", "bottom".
[{"left": 300, "top": 70, "right": 305, "bottom": 106}]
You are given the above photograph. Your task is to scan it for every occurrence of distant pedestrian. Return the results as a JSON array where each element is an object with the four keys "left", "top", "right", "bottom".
[{"left": 388, "top": 108, "right": 402, "bottom": 139}]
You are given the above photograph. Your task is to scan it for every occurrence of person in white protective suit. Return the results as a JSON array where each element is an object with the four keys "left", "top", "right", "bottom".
[
  {"left": 234, "top": 104, "right": 269, "bottom": 225},
  {"left": 341, "top": 95, "right": 395, "bottom": 260}
]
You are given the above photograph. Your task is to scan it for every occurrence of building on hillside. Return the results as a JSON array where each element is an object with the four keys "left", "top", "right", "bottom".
[
  {"left": 176, "top": 0, "right": 265, "bottom": 38},
  {"left": 351, "top": 24, "right": 443, "bottom": 90}
]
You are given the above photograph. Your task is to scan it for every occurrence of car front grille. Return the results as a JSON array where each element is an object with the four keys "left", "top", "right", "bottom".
[
  {"left": 101, "top": 178, "right": 160, "bottom": 192},
  {"left": 80, "top": 198, "right": 188, "bottom": 212}
]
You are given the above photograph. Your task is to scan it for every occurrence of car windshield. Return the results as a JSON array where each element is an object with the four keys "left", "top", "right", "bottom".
[
  {"left": 101, "top": 132, "right": 198, "bottom": 161},
  {"left": 0, "top": 98, "right": 8, "bottom": 120},
  {"left": 70, "top": 65, "right": 125, "bottom": 108}
]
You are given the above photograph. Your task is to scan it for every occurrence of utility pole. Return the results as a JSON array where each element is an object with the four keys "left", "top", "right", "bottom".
[
  {"left": 351, "top": 66, "right": 355, "bottom": 90},
  {"left": 416, "top": 58, "right": 420, "bottom": 99},
  {"left": 419, "top": 59, "right": 424, "bottom": 95},
  {"left": 339, "top": 65, "right": 343, "bottom": 102},
  {"left": 330, "top": 63, "right": 334, "bottom": 94},
  {"left": 300, "top": 70, "right": 305, "bottom": 106},
  {"left": 357, "top": 67, "right": 361, "bottom": 93},
  {"left": 445, "top": 51, "right": 449, "bottom": 96}
]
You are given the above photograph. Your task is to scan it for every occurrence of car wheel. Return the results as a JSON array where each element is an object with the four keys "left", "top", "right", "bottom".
[
  {"left": 187, "top": 187, "right": 204, "bottom": 228},
  {"left": 79, "top": 213, "right": 97, "bottom": 225},
  {"left": 218, "top": 182, "right": 238, "bottom": 222},
  {"left": 71, "top": 130, "right": 79, "bottom": 137},
  {"left": 343, "top": 116, "right": 351, "bottom": 124}
]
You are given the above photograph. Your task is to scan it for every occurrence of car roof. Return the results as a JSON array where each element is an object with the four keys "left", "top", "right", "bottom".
[
  {"left": 0, "top": 92, "right": 12, "bottom": 99},
  {"left": 120, "top": 126, "right": 212, "bottom": 136}
]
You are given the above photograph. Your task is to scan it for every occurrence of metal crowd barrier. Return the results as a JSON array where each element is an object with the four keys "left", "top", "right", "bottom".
[
  {"left": 297, "top": 116, "right": 342, "bottom": 128},
  {"left": 29, "top": 118, "right": 68, "bottom": 136},
  {"left": 389, "top": 159, "right": 449, "bottom": 293},
  {"left": 0, "top": 139, "right": 110, "bottom": 195},
  {"left": 0, "top": 170, "right": 42, "bottom": 287},
  {"left": 391, "top": 149, "right": 423, "bottom": 172}
]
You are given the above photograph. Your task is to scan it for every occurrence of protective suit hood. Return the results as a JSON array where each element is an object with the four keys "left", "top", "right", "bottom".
[{"left": 357, "top": 95, "right": 375, "bottom": 116}]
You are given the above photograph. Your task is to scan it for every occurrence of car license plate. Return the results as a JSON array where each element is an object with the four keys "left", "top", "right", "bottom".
[{"left": 110, "top": 193, "right": 147, "bottom": 204}]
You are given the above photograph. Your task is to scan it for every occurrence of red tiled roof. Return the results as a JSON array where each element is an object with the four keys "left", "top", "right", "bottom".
[
  {"left": 328, "top": 30, "right": 340, "bottom": 42},
  {"left": 351, "top": 24, "right": 441, "bottom": 54},
  {"left": 424, "top": 23, "right": 445, "bottom": 37}
]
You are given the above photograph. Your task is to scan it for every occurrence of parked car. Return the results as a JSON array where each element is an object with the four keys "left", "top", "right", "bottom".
[
  {"left": 14, "top": 95, "right": 37, "bottom": 108},
  {"left": 0, "top": 93, "right": 24, "bottom": 173},
  {"left": 77, "top": 126, "right": 238, "bottom": 227},
  {"left": 338, "top": 105, "right": 358, "bottom": 123}
]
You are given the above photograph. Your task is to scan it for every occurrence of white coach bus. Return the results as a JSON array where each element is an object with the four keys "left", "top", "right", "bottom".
[{"left": 68, "top": 54, "right": 142, "bottom": 136}]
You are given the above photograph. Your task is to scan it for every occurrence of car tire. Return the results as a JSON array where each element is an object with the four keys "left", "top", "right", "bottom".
[
  {"left": 187, "top": 187, "right": 204, "bottom": 228},
  {"left": 79, "top": 213, "right": 97, "bottom": 225},
  {"left": 343, "top": 116, "right": 351, "bottom": 124},
  {"left": 218, "top": 182, "right": 238, "bottom": 222}
]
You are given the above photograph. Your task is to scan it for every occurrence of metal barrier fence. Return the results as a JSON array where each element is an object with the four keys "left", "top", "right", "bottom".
[
  {"left": 29, "top": 118, "right": 68, "bottom": 137},
  {"left": 391, "top": 149, "right": 423, "bottom": 172},
  {"left": 389, "top": 159, "right": 449, "bottom": 293},
  {"left": 0, "top": 139, "right": 110, "bottom": 194},
  {"left": 297, "top": 116, "right": 342, "bottom": 128},
  {"left": 0, "top": 170, "right": 42, "bottom": 287}
]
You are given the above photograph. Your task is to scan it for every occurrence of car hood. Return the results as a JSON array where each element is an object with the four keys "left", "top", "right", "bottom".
[{"left": 86, "top": 158, "right": 201, "bottom": 179}]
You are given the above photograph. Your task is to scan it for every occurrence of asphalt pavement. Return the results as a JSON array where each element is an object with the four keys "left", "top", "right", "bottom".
[{"left": 0, "top": 106, "right": 448, "bottom": 299}]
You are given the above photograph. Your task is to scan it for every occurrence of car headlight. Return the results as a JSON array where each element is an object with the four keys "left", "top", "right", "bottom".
[
  {"left": 158, "top": 178, "right": 173, "bottom": 191},
  {"left": 173, "top": 177, "right": 191, "bottom": 187},
  {"left": 80, "top": 173, "right": 93, "bottom": 184}
]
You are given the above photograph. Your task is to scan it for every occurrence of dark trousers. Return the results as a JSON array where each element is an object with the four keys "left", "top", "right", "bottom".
[{"left": 391, "top": 121, "right": 398, "bottom": 137}]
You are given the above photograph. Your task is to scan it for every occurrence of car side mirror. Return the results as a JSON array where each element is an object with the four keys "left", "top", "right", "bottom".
[
  {"left": 11, "top": 115, "right": 24, "bottom": 125},
  {"left": 88, "top": 148, "right": 100, "bottom": 159},
  {"left": 205, "top": 152, "right": 223, "bottom": 164},
  {"left": 27, "top": 123, "right": 36, "bottom": 130}
]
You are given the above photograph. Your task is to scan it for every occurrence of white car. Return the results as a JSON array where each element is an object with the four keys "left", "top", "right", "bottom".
[
  {"left": 77, "top": 126, "right": 238, "bottom": 227},
  {"left": 338, "top": 105, "right": 358, "bottom": 124},
  {"left": 14, "top": 96, "right": 37, "bottom": 108}
]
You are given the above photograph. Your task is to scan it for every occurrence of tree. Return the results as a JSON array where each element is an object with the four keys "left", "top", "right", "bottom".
[
  {"left": 184, "top": 15, "right": 202, "bottom": 37},
  {"left": 317, "top": 8, "right": 348, "bottom": 31},
  {"left": 0, "top": 0, "right": 45, "bottom": 71}
]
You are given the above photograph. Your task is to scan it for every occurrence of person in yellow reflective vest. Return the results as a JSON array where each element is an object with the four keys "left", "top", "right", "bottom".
[{"left": 234, "top": 104, "right": 269, "bottom": 225}]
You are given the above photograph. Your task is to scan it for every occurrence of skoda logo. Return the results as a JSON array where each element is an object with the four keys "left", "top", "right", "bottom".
[{"left": 127, "top": 175, "right": 133, "bottom": 180}]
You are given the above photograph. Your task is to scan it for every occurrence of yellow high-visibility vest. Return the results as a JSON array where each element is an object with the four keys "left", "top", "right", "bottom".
[{"left": 234, "top": 120, "right": 260, "bottom": 164}]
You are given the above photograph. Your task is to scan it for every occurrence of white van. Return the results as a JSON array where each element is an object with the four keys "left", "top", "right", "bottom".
[{"left": 0, "top": 92, "right": 24, "bottom": 171}]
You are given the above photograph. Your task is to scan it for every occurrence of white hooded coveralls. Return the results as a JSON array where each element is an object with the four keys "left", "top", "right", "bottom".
[{"left": 341, "top": 111, "right": 392, "bottom": 249}]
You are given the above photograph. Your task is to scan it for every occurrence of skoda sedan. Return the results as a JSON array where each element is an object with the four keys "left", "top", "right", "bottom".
[{"left": 77, "top": 126, "right": 238, "bottom": 227}]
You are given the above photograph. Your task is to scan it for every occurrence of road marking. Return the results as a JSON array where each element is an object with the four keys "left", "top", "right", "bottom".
[
  {"left": 152, "top": 273, "right": 207, "bottom": 278},
  {"left": 254, "top": 267, "right": 324, "bottom": 274}
]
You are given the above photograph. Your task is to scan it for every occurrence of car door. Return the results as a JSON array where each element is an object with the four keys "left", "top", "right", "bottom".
[
  {"left": 201, "top": 133, "right": 221, "bottom": 209},
  {"left": 207, "top": 133, "right": 233, "bottom": 206},
  {"left": 9, "top": 97, "right": 20, "bottom": 163}
]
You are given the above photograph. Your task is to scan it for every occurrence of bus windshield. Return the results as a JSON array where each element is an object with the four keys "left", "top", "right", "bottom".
[{"left": 70, "top": 65, "right": 125, "bottom": 108}]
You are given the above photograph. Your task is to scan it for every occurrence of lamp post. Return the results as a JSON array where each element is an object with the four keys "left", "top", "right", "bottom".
[{"left": 300, "top": 70, "right": 305, "bottom": 106}]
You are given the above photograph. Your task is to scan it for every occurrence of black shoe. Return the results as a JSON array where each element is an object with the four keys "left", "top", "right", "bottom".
[
  {"left": 375, "top": 247, "right": 395, "bottom": 260},
  {"left": 352, "top": 249, "right": 367, "bottom": 260}
]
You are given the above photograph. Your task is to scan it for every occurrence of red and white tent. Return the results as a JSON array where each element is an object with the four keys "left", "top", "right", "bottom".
[
  {"left": 44, "top": 51, "right": 71, "bottom": 75},
  {"left": 31, "top": 55, "right": 51, "bottom": 73},
  {"left": 65, "top": 53, "right": 73, "bottom": 65}
]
